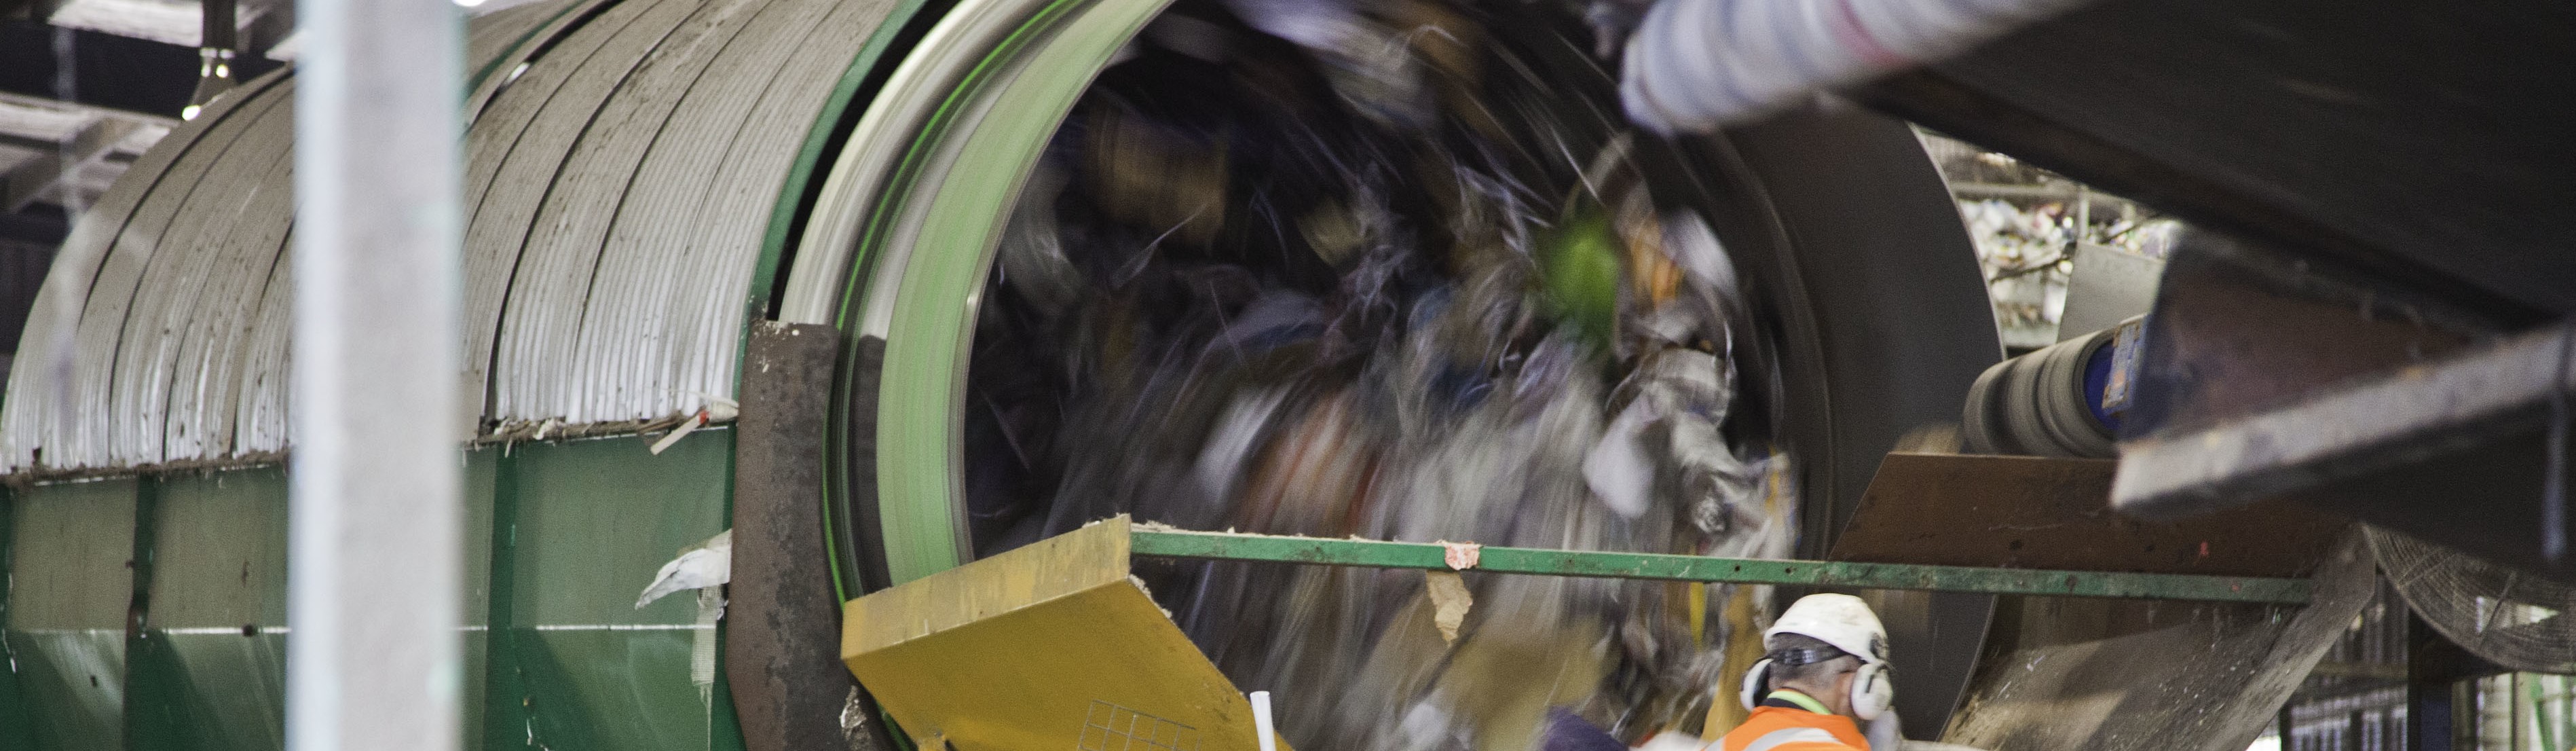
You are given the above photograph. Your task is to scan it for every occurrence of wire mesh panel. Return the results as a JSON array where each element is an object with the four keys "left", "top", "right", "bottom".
[
  {"left": 1940, "top": 533, "right": 2379, "bottom": 751},
  {"left": 2374, "top": 528, "right": 2576, "bottom": 675}
]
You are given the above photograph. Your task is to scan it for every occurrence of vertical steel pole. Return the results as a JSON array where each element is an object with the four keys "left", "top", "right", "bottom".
[{"left": 288, "top": 0, "right": 464, "bottom": 744}]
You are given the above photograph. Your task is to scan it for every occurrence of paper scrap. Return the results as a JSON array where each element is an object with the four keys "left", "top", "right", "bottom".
[
  {"left": 1426, "top": 570, "right": 1472, "bottom": 644},
  {"left": 650, "top": 411, "right": 707, "bottom": 454},
  {"left": 1439, "top": 541, "right": 1482, "bottom": 570}
]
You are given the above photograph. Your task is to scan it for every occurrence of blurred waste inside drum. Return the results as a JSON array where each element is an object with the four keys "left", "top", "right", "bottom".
[{"left": 963, "top": 0, "right": 1799, "bottom": 745}]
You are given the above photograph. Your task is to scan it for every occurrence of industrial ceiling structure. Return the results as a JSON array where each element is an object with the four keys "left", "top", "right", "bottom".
[{"left": 1, "top": 0, "right": 267, "bottom": 244}]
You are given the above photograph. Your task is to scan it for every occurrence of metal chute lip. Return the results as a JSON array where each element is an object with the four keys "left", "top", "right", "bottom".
[
  {"left": 783, "top": 0, "right": 1072, "bottom": 595},
  {"left": 789, "top": 0, "right": 1174, "bottom": 589},
  {"left": 776, "top": 0, "right": 1074, "bottom": 328}
]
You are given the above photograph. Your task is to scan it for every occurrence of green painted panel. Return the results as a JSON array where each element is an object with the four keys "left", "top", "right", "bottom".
[
  {"left": 3, "top": 433, "right": 738, "bottom": 750},
  {"left": 4, "top": 479, "right": 141, "bottom": 750},
  {"left": 0, "top": 487, "right": 37, "bottom": 751},
  {"left": 10, "top": 630, "right": 127, "bottom": 750},
  {"left": 486, "top": 447, "right": 525, "bottom": 751},
  {"left": 464, "top": 447, "right": 499, "bottom": 749},
  {"left": 493, "top": 429, "right": 733, "bottom": 751},
  {"left": 523, "top": 631, "right": 707, "bottom": 748},
  {"left": 132, "top": 469, "right": 288, "bottom": 751}
]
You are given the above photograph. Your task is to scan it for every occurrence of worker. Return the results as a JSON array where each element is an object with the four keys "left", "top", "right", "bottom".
[
  {"left": 1714, "top": 593, "right": 1896, "bottom": 751},
  {"left": 1554, "top": 593, "right": 1899, "bottom": 751}
]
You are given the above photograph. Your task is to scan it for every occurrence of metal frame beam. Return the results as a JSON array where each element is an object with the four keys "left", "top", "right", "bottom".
[
  {"left": 2, "top": 113, "right": 134, "bottom": 211},
  {"left": 1125, "top": 524, "right": 2312, "bottom": 604},
  {"left": 2116, "top": 317, "right": 2576, "bottom": 580},
  {"left": 0, "top": 20, "right": 287, "bottom": 120}
]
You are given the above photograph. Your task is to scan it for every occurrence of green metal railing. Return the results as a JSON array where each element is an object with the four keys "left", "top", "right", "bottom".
[{"left": 1127, "top": 527, "right": 2312, "bottom": 605}]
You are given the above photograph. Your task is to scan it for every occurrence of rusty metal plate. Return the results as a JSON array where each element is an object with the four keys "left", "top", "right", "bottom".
[
  {"left": 1829, "top": 452, "right": 2345, "bottom": 578},
  {"left": 727, "top": 322, "right": 881, "bottom": 751}
]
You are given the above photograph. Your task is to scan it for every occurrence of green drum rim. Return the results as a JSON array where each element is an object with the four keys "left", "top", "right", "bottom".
[{"left": 796, "top": 0, "right": 1175, "bottom": 588}]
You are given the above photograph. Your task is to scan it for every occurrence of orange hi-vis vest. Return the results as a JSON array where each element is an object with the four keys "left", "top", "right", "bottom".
[{"left": 1716, "top": 692, "right": 1870, "bottom": 751}]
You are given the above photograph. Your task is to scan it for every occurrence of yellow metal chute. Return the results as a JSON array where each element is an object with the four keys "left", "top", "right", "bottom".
[{"left": 842, "top": 519, "right": 1288, "bottom": 751}]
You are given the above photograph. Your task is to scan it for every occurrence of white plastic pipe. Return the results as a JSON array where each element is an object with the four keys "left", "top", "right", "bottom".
[
  {"left": 1250, "top": 691, "right": 1277, "bottom": 751},
  {"left": 1620, "top": 0, "right": 2095, "bottom": 134},
  {"left": 288, "top": 0, "right": 466, "bottom": 746}
]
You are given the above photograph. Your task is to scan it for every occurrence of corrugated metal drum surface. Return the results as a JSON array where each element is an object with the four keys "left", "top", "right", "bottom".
[{"left": 0, "top": 0, "right": 899, "bottom": 474}]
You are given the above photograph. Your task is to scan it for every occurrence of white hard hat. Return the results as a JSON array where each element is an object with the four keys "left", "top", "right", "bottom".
[{"left": 1764, "top": 593, "right": 1889, "bottom": 665}]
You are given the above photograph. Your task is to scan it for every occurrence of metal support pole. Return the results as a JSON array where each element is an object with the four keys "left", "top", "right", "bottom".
[
  {"left": 288, "top": 0, "right": 464, "bottom": 746},
  {"left": 2404, "top": 610, "right": 2502, "bottom": 751},
  {"left": 181, "top": 0, "right": 240, "bottom": 120}
]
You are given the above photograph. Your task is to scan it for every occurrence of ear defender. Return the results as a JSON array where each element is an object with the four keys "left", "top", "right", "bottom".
[
  {"left": 1848, "top": 662, "right": 1894, "bottom": 721},
  {"left": 1736, "top": 658, "right": 1775, "bottom": 710}
]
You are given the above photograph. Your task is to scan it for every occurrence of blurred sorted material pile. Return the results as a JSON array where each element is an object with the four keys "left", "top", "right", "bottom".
[
  {"left": 1917, "top": 132, "right": 2176, "bottom": 350},
  {"left": 962, "top": 0, "right": 1797, "bottom": 745}
]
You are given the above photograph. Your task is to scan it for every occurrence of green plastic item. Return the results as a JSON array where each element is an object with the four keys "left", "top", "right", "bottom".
[{"left": 1542, "top": 208, "right": 1622, "bottom": 344}]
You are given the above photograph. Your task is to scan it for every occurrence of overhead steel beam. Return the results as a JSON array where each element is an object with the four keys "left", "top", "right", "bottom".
[
  {"left": 41, "top": 0, "right": 296, "bottom": 54},
  {"left": 0, "top": 93, "right": 167, "bottom": 215},
  {"left": 1126, "top": 525, "right": 2314, "bottom": 604},
  {"left": 0, "top": 20, "right": 285, "bottom": 119},
  {"left": 0, "top": 91, "right": 177, "bottom": 138},
  {"left": 1, "top": 112, "right": 134, "bottom": 211},
  {"left": 2109, "top": 231, "right": 2494, "bottom": 450},
  {"left": 2114, "top": 321, "right": 2576, "bottom": 581},
  {"left": 286, "top": 0, "right": 464, "bottom": 747},
  {"left": 2096, "top": 231, "right": 2576, "bottom": 581}
]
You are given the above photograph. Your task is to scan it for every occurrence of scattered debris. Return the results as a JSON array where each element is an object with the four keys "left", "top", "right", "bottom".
[
  {"left": 1425, "top": 570, "right": 1473, "bottom": 643},
  {"left": 637, "top": 529, "right": 732, "bottom": 608}
]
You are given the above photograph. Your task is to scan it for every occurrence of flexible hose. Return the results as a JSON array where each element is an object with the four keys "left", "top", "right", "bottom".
[{"left": 1620, "top": 0, "right": 2093, "bottom": 134}]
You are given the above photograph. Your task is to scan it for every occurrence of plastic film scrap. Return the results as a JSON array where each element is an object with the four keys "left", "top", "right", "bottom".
[{"left": 959, "top": 0, "right": 1802, "bottom": 746}]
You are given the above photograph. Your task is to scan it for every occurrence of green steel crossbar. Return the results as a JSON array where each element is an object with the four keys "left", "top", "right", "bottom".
[{"left": 1126, "top": 526, "right": 2311, "bottom": 604}]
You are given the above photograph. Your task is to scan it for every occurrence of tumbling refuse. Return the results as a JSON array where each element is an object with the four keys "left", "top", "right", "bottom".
[{"left": 954, "top": 0, "right": 1802, "bottom": 744}]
